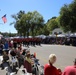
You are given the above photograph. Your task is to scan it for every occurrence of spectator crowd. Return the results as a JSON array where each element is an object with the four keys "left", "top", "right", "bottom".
[{"left": 0, "top": 38, "right": 76, "bottom": 75}]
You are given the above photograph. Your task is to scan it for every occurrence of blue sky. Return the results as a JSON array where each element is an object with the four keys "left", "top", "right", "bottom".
[{"left": 0, "top": 0, "right": 73, "bottom": 33}]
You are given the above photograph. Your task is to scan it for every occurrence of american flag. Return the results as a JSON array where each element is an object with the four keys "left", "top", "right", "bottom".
[{"left": 2, "top": 14, "right": 7, "bottom": 23}]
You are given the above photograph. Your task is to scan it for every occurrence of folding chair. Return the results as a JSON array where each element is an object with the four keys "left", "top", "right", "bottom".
[{"left": 9, "top": 56, "right": 19, "bottom": 69}]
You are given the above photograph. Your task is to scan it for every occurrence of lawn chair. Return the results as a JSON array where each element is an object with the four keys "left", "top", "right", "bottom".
[{"left": 9, "top": 56, "right": 19, "bottom": 69}]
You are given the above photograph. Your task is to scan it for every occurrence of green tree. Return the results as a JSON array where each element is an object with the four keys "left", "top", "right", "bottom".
[
  {"left": 11, "top": 11, "right": 44, "bottom": 37},
  {"left": 42, "top": 25, "right": 50, "bottom": 35},
  {"left": 30, "top": 11, "right": 44, "bottom": 37},
  {"left": 59, "top": 0, "right": 76, "bottom": 32},
  {"left": 20, "top": 12, "right": 32, "bottom": 37},
  {"left": 8, "top": 33, "right": 17, "bottom": 37},
  {"left": 47, "top": 17, "right": 59, "bottom": 33},
  {"left": 10, "top": 10, "right": 25, "bottom": 36}
]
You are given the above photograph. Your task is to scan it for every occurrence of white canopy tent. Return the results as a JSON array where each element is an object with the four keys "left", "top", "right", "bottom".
[
  {"left": 0, "top": 34, "right": 3, "bottom": 39},
  {"left": 0, "top": 34, "right": 3, "bottom": 37},
  {"left": 57, "top": 34, "right": 65, "bottom": 37},
  {"left": 49, "top": 35, "right": 56, "bottom": 38},
  {"left": 36, "top": 35, "right": 46, "bottom": 39},
  {"left": 70, "top": 33, "right": 76, "bottom": 37}
]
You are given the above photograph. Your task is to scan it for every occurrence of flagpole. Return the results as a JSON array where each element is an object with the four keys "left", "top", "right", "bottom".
[
  {"left": 0, "top": 23, "right": 3, "bottom": 25},
  {"left": 0, "top": 18, "right": 3, "bottom": 25},
  {"left": 0, "top": 9, "right": 2, "bottom": 24}
]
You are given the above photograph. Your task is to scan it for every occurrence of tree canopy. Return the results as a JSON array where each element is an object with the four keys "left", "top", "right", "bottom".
[
  {"left": 47, "top": 17, "right": 59, "bottom": 33},
  {"left": 59, "top": 0, "right": 76, "bottom": 32},
  {"left": 11, "top": 11, "right": 44, "bottom": 37}
]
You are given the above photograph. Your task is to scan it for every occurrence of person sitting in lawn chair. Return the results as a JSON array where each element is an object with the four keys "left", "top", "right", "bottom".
[
  {"left": 9, "top": 48, "right": 19, "bottom": 69},
  {"left": 24, "top": 50, "right": 32, "bottom": 73},
  {"left": 23, "top": 51, "right": 39, "bottom": 75}
]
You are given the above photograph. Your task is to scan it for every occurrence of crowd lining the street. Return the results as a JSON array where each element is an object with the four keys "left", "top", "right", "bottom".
[{"left": 0, "top": 38, "right": 76, "bottom": 75}]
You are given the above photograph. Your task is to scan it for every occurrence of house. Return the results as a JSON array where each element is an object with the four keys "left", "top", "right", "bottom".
[{"left": 52, "top": 28, "right": 65, "bottom": 35}]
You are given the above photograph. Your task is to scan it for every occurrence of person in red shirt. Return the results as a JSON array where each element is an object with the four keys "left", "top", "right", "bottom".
[
  {"left": 62, "top": 58, "right": 76, "bottom": 75},
  {"left": 44, "top": 54, "right": 59, "bottom": 75}
]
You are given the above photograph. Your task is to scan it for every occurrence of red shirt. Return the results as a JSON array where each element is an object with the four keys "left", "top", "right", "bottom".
[
  {"left": 44, "top": 64, "right": 59, "bottom": 75},
  {"left": 62, "top": 66, "right": 76, "bottom": 75}
]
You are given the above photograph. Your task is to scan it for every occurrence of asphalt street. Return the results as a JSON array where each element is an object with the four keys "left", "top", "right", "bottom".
[{"left": 30, "top": 45, "right": 76, "bottom": 70}]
